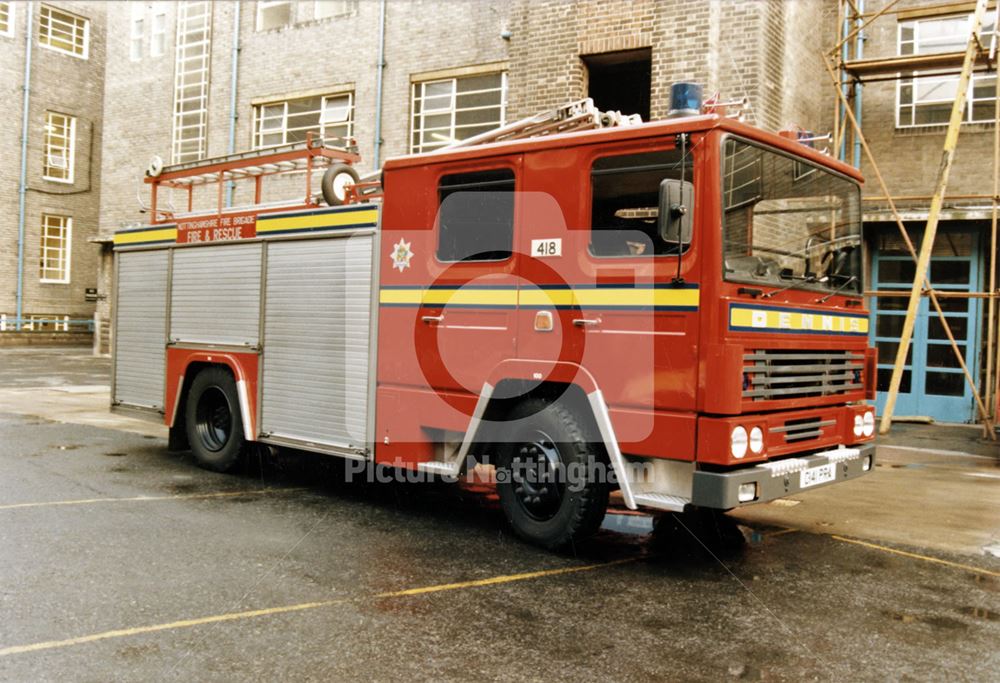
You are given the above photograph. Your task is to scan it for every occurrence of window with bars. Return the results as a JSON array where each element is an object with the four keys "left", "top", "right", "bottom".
[
  {"left": 257, "top": 1, "right": 291, "bottom": 30},
  {"left": 43, "top": 111, "right": 76, "bottom": 183},
  {"left": 252, "top": 92, "right": 354, "bottom": 148},
  {"left": 171, "top": 1, "right": 212, "bottom": 163},
  {"left": 315, "top": 0, "right": 357, "bottom": 20},
  {"left": 897, "top": 12, "right": 998, "bottom": 127},
  {"left": 39, "top": 5, "right": 89, "bottom": 58},
  {"left": 39, "top": 214, "right": 71, "bottom": 283},
  {"left": 129, "top": 7, "right": 144, "bottom": 61},
  {"left": 0, "top": 2, "right": 13, "bottom": 37},
  {"left": 151, "top": 7, "right": 167, "bottom": 56},
  {"left": 410, "top": 72, "right": 507, "bottom": 153}
]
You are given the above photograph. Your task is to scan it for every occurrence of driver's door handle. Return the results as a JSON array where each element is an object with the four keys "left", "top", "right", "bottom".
[
  {"left": 421, "top": 315, "right": 444, "bottom": 324},
  {"left": 572, "top": 318, "right": 602, "bottom": 327}
]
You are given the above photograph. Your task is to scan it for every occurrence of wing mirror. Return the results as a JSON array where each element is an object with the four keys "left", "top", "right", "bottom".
[{"left": 658, "top": 178, "right": 694, "bottom": 246}]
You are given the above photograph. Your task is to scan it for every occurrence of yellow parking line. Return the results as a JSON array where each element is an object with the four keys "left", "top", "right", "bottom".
[
  {"left": 0, "top": 488, "right": 307, "bottom": 511},
  {"left": 832, "top": 535, "right": 1000, "bottom": 578},
  {"left": 0, "top": 556, "right": 640, "bottom": 658},
  {"left": 763, "top": 528, "right": 799, "bottom": 539}
]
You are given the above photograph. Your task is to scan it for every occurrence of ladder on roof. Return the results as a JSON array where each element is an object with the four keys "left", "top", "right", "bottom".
[{"left": 433, "top": 98, "right": 643, "bottom": 152}]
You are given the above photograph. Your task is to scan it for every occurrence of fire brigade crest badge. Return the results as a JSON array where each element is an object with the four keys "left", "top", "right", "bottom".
[{"left": 390, "top": 239, "right": 414, "bottom": 272}]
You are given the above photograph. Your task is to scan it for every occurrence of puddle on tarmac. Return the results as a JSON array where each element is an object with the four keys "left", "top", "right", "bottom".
[
  {"left": 601, "top": 512, "right": 654, "bottom": 536},
  {"left": 103, "top": 452, "right": 127, "bottom": 457},
  {"left": 55, "top": 444, "right": 82, "bottom": 451}
]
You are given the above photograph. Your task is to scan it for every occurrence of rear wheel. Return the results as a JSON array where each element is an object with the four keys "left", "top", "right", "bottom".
[
  {"left": 185, "top": 367, "right": 246, "bottom": 473},
  {"left": 495, "top": 398, "right": 609, "bottom": 550}
]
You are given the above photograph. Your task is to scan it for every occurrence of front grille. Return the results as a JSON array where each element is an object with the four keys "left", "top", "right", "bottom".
[
  {"left": 743, "top": 349, "right": 864, "bottom": 401},
  {"left": 770, "top": 416, "right": 836, "bottom": 443}
]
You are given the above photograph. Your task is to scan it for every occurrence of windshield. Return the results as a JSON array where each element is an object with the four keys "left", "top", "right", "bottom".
[{"left": 722, "top": 138, "right": 862, "bottom": 295}]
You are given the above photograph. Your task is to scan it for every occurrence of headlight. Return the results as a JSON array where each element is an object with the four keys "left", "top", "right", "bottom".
[
  {"left": 862, "top": 410, "right": 875, "bottom": 437},
  {"left": 749, "top": 426, "right": 764, "bottom": 454},
  {"left": 731, "top": 426, "right": 749, "bottom": 459},
  {"left": 853, "top": 414, "right": 864, "bottom": 437}
]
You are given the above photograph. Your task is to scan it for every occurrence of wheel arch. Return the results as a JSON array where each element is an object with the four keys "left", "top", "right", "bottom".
[{"left": 166, "top": 350, "right": 258, "bottom": 444}]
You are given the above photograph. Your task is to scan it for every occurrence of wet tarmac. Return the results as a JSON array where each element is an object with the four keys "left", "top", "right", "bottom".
[{"left": 1, "top": 412, "right": 998, "bottom": 682}]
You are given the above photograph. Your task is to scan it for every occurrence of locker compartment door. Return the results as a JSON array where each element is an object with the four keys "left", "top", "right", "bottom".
[
  {"left": 260, "top": 235, "right": 374, "bottom": 450},
  {"left": 170, "top": 243, "right": 262, "bottom": 347},
  {"left": 114, "top": 250, "right": 169, "bottom": 410}
]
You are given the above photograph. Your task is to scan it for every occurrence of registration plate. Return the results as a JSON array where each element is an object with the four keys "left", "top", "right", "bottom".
[{"left": 800, "top": 463, "right": 836, "bottom": 489}]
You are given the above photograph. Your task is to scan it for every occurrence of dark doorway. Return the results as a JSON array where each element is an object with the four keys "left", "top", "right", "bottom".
[{"left": 582, "top": 48, "right": 652, "bottom": 121}]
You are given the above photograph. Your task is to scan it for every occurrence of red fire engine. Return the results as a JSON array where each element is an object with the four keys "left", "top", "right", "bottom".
[{"left": 112, "top": 95, "right": 877, "bottom": 549}]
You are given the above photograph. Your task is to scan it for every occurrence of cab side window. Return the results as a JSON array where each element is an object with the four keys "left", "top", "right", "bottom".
[
  {"left": 436, "top": 168, "right": 515, "bottom": 262},
  {"left": 590, "top": 149, "right": 691, "bottom": 257}
]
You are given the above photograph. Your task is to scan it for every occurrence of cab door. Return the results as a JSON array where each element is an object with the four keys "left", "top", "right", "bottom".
[{"left": 515, "top": 140, "right": 702, "bottom": 457}]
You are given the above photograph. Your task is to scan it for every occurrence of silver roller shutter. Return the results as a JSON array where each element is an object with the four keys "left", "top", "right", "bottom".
[
  {"left": 261, "top": 235, "right": 374, "bottom": 449},
  {"left": 114, "top": 250, "right": 169, "bottom": 409},
  {"left": 170, "top": 243, "right": 262, "bottom": 346}
]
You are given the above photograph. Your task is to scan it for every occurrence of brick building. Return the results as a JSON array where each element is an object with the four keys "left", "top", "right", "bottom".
[
  {"left": 2, "top": 1, "right": 995, "bottom": 422},
  {"left": 0, "top": 1, "right": 105, "bottom": 332},
  {"left": 845, "top": 0, "right": 997, "bottom": 422}
]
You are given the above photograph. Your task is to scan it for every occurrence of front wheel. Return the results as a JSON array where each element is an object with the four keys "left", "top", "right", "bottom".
[
  {"left": 184, "top": 367, "right": 247, "bottom": 473},
  {"left": 495, "top": 398, "right": 609, "bottom": 550}
]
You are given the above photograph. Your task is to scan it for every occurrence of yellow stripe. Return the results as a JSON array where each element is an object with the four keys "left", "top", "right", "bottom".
[
  {"left": 380, "top": 287, "right": 700, "bottom": 309},
  {"left": 519, "top": 287, "right": 699, "bottom": 309},
  {"left": 0, "top": 557, "right": 639, "bottom": 658},
  {"left": 730, "top": 307, "right": 869, "bottom": 334},
  {"left": 113, "top": 227, "right": 177, "bottom": 246},
  {"left": 832, "top": 535, "right": 1000, "bottom": 578},
  {"left": 257, "top": 208, "right": 378, "bottom": 233}
]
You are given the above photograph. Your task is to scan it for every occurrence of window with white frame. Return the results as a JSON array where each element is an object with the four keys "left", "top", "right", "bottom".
[
  {"left": 43, "top": 112, "right": 76, "bottom": 183},
  {"left": 315, "top": 0, "right": 357, "bottom": 20},
  {"left": 257, "top": 1, "right": 291, "bottom": 30},
  {"left": 0, "top": 2, "right": 14, "bottom": 37},
  {"left": 151, "top": 6, "right": 167, "bottom": 56},
  {"left": 129, "top": 5, "right": 144, "bottom": 61},
  {"left": 252, "top": 92, "right": 354, "bottom": 148},
  {"left": 410, "top": 71, "right": 507, "bottom": 153},
  {"left": 39, "top": 5, "right": 89, "bottom": 58},
  {"left": 171, "top": 1, "right": 212, "bottom": 163},
  {"left": 39, "top": 214, "right": 71, "bottom": 283},
  {"left": 897, "top": 12, "right": 998, "bottom": 127}
]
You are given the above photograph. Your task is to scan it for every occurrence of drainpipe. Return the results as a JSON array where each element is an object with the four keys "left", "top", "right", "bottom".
[
  {"left": 852, "top": 0, "right": 865, "bottom": 169},
  {"left": 372, "top": 0, "right": 387, "bottom": 168},
  {"left": 838, "top": 8, "right": 850, "bottom": 162},
  {"left": 225, "top": 1, "right": 241, "bottom": 207},
  {"left": 15, "top": 2, "right": 34, "bottom": 331}
]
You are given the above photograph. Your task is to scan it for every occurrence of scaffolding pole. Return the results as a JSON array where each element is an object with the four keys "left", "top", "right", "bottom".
[
  {"left": 879, "top": 0, "right": 992, "bottom": 435},
  {"left": 822, "top": 48, "right": 996, "bottom": 438},
  {"left": 991, "top": 3, "right": 1000, "bottom": 435}
]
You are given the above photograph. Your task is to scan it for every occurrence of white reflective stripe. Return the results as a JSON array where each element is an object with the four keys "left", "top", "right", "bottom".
[
  {"left": 825, "top": 447, "right": 861, "bottom": 464},
  {"left": 760, "top": 458, "right": 810, "bottom": 478},
  {"left": 168, "top": 375, "right": 185, "bottom": 428},
  {"left": 587, "top": 389, "right": 636, "bottom": 510},
  {"left": 236, "top": 379, "right": 255, "bottom": 442}
]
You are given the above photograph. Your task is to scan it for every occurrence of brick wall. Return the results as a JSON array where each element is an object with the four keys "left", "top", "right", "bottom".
[
  {"left": 856, "top": 0, "right": 994, "bottom": 208},
  {"left": 0, "top": 1, "right": 105, "bottom": 325}
]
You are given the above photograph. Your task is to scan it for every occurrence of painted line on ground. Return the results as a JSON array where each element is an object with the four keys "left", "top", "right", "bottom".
[
  {"left": 877, "top": 444, "right": 996, "bottom": 460},
  {"left": 0, "top": 488, "right": 307, "bottom": 511},
  {"left": 0, "top": 556, "right": 641, "bottom": 658},
  {"left": 832, "top": 535, "right": 1000, "bottom": 578}
]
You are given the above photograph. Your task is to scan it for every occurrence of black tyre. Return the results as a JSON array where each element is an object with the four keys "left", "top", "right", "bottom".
[
  {"left": 321, "top": 163, "right": 360, "bottom": 206},
  {"left": 495, "top": 398, "right": 609, "bottom": 550},
  {"left": 184, "top": 367, "right": 246, "bottom": 473}
]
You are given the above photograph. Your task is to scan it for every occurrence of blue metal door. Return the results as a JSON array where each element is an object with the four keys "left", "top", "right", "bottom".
[{"left": 870, "top": 227, "right": 981, "bottom": 423}]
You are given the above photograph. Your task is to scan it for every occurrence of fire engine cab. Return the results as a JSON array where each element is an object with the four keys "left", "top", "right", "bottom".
[{"left": 112, "top": 94, "right": 877, "bottom": 549}]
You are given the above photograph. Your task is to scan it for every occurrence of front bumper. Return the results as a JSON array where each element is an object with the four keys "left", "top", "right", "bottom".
[{"left": 690, "top": 444, "right": 875, "bottom": 510}]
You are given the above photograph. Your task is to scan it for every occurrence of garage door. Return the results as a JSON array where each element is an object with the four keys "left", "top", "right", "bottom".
[
  {"left": 260, "top": 235, "right": 375, "bottom": 450},
  {"left": 114, "top": 250, "right": 169, "bottom": 410}
]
